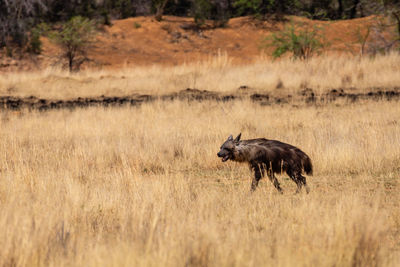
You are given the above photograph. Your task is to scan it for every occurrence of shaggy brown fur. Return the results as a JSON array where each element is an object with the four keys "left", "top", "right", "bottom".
[{"left": 217, "top": 133, "right": 313, "bottom": 193}]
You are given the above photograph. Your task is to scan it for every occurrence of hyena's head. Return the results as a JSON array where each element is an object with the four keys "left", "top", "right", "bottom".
[{"left": 217, "top": 133, "right": 241, "bottom": 162}]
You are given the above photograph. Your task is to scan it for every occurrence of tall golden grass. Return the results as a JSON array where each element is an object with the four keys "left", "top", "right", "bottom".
[
  {"left": 1, "top": 53, "right": 400, "bottom": 98},
  {"left": 1, "top": 97, "right": 400, "bottom": 266}
]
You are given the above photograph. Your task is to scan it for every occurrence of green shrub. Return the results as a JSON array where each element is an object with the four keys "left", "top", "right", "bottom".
[
  {"left": 101, "top": 9, "right": 112, "bottom": 26},
  {"left": 233, "top": 0, "right": 262, "bottom": 18},
  {"left": 192, "top": 0, "right": 212, "bottom": 27},
  {"left": 27, "top": 23, "right": 49, "bottom": 55},
  {"left": 28, "top": 28, "right": 42, "bottom": 54},
  {"left": 263, "top": 21, "right": 326, "bottom": 60},
  {"left": 116, "top": 0, "right": 135, "bottom": 19},
  {"left": 49, "top": 16, "right": 96, "bottom": 72},
  {"left": 5, "top": 46, "right": 13, "bottom": 58},
  {"left": 233, "top": 0, "right": 288, "bottom": 20}
]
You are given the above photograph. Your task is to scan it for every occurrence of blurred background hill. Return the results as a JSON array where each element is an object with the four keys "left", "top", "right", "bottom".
[{"left": 0, "top": 0, "right": 399, "bottom": 71}]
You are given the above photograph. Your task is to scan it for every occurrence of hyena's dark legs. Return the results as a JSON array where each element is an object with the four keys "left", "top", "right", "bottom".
[
  {"left": 296, "top": 173, "right": 310, "bottom": 194},
  {"left": 266, "top": 166, "right": 283, "bottom": 193},
  {"left": 286, "top": 168, "right": 304, "bottom": 193},
  {"left": 250, "top": 163, "right": 283, "bottom": 193},
  {"left": 250, "top": 163, "right": 263, "bottom": 191}
]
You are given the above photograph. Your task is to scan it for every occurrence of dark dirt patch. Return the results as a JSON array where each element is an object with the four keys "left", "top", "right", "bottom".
[
  {"left": 161, "top": 88, "right": 237, "bottom": 101},
  {"left": 1, "top": 87, "right": 400, "bottom": 111},
  {"left": 321, "top": 87, "right": 400, "bottom": 103},
  {"left": 0, "top": 94, "right": 155, "bottom": 111}
]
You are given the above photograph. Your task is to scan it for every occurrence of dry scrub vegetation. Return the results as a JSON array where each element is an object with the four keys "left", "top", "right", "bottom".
[
  {"left": 1, "top": 53, "right": 400, "bottom": 99},
  {"left": 1, "top": 97, "right": 400, "bottom": 266}
]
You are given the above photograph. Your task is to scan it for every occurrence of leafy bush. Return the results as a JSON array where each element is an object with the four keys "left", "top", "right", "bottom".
[
  {"left": 190, "top": 0, "right": 230, "bottom": 28},
  {"left": 49, "top": 16, "right": 96, "bottom": 72},
  {"left": 28, "top": 27, "right": 42, "bottom": 54},
  {"left": 263, "top": 21, "right": 326, "bottom": 60},
  {"left": 27, "top": 23, "right": 49, "bottom": 54},
  {"left": 192, "top": 0, "right": 213, "bottom": 27},
  {"left": 233, "top": 0, "right": 263, "bottom": 18},
  {"left": 233, "top": 0, "right": 292, "bottom": 20}
]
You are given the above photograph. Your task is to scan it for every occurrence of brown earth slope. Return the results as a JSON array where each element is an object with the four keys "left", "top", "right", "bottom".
[{"left": 0, "top": 15, "right": 393, "bottom": 71}]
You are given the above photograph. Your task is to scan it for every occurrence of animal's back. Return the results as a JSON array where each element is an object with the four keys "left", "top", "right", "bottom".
[{"left": 241, "top": 138, "right": 313, "bottom": 175}]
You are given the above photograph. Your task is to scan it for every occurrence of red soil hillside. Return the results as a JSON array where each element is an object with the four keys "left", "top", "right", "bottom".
[{"left": 0, "top": 15, "right": 392, "bottom": 71}]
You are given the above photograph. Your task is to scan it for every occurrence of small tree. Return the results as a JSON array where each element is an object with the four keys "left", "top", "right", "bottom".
[
  {"left": 233, "top": 0, "right": 289, "bottom": 20},
  {"left": 382, "top": 0, "right": 400, "bottom": 44},
  {"left": 233, "top": 0, "right": 263, "bottom": 18},
  {"left": 0, "top": 0, "right": 48, "bottom": 48},
  {"left": 27, "top": 23, "right": 49, "bottom": 54},
  {"left": 49, "top": 16, "right": 96, "bottom": 72},
  {"left": 263, "top": 21, "right": 326, "bottom": 60},
  {"left": 353, "top": 25, "right": 371, "bottom": 56},
  {"left": 192, "top": 0, "right": 213, "bottom": 27},
  {"left": 153, "top": 0, "right": 170, "bottom": 21}
]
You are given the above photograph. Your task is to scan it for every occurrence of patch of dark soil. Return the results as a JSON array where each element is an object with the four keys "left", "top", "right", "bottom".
[
  {"left": 250, "top": 93, "right": 269, "bottom": 102},
  {"left": 162, "top": 88, "right": 237, "bottom": 102},
  {"left": 324, "top": 87, "right": 400, "bottom": 102},
  {"left": 250, "top": 93, "right": 292, "bottom": 105},
  {"left": 238, "top": 85, "right": 250, "bottom": 91},
  {"left": 0, "top": 94, "right": 155, "bottom": 111},
  {"left": 162, "top": 88, "right": 217, "bottom": 101},
  {"left": 299, "top": 88, "right": 316, "bottom": 103},
  {"left": 1, "top": 87, "right": 399, "bottom": 111}
]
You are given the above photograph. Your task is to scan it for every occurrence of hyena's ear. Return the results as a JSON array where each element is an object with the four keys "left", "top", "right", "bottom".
[
  {"left": 234, "top": 133, "right": 241, "bottom": 143},
  {"left": 227, "top": 135, "right": 233, "bottom": 141}
]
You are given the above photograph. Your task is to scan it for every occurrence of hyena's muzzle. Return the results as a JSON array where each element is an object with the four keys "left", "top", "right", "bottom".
[
  {"left": 217, "top": 134, "right": 238, "bottom": 162},
  {"left": 217, "top": 149, "right": 232, "bottom": 162}
]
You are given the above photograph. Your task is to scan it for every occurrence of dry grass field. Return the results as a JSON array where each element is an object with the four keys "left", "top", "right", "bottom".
[
  {"left": 1, "top": 53, "right": 400, "bottom": 99},
  {"left": 1, "top": 55, "right": 400, "bottom": 266}
]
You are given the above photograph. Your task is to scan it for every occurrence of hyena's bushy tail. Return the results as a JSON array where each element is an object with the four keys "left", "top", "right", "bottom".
[{"left": 302, "top": 155, "right": 313, "bottom": 175}]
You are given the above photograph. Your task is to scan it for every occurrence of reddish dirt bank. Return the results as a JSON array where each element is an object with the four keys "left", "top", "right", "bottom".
[{"left": 0, "top": 15, "right": 385, "bottom": 72}]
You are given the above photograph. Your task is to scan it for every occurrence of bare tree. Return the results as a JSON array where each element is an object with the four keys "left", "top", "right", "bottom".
[
  {"left": 154, "top": 0, "right": 170, "bottom": 21},
  {"left": 383, "top": 0, "right": 400, "bottom": 38},
  {"left": 0, "top": 0, "right": 49, "bottom": 48}
]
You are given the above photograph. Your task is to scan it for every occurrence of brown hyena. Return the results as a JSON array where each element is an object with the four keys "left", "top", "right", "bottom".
[{"left": 217, "top": 133, "right": 313, "bottom": 193}]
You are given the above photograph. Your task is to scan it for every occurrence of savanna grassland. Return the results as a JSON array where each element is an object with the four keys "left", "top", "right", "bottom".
[
  {"left": 2, "top": 53, "right": 400, "bottom": 98},
  {"left": 1, "top": 55, "right": 400, "bottom": 267}
]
